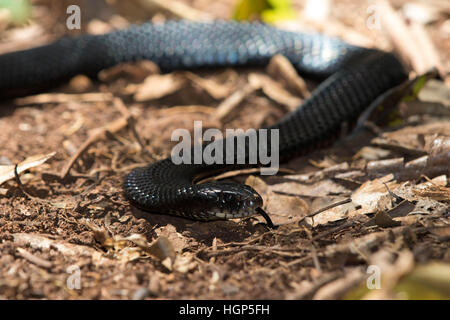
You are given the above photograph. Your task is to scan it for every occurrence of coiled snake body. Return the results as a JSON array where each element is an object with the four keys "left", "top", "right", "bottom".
[{"left": 0, "top": 21, "right": 408, "bottom": 221}]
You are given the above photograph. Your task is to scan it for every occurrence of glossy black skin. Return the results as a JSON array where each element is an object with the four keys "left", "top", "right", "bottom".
[{"left": 0, "top": 21, "right": 408, "bottom": 220}]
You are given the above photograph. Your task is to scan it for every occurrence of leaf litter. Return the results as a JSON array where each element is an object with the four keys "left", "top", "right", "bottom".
[{"left": 0, "top": 0, "right": 449, "bottom": 300}]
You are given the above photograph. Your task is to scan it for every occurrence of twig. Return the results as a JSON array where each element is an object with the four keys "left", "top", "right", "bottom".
[
  {"left": 113, "top": 97, "right": 151, "bottom": 159},
  {"left": 198, "top": 167, "right": 295, "bottom": 184},
  {"left": 312, "top": 220, "right": 356, "bottom": 241},
  {"left": 60, "top": 116, "right": 129, "bottom": 179},
  {"left": 16, "top": 247, "right": 53, "bottom": 269},
  {"left": 203, "top": 244, "right": 309, "bottom": 258},
  {"left": 304, "top": 198, "right": 352, "bottom": 219},
  {"left": 213, "top": 83, "right": 257, "bottom": 121},
  {"left": 14, "top": 92, "right": 114, "bottom": 106},
  {"left": 376, "top": 0, "right": 430, "bottom": 74},
  {"left": 409, "top": 21, "right": 446, "bottom": 79},
  {"left": 305, "top": 227, "right": 322, "bottom": 273},
  {"left": 60, "top": 97, "right": 132, "bottom": 179},
  {"left": 382, "top": 181, "right": 404, "bottom": 203},
  {"left": 267, "top": 54, "right": 311, "bottom": 99},
  {"left": 13, "top": 164, "right": 52, "bottom": 205}
]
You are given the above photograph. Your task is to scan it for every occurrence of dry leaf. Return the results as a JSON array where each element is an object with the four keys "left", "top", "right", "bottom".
[
  {"left": 266, "top": 194, "right": 309, "bottom": 221},
  {"left": 184, "top": 72, "right": 233, "bottom": 99},
  {"left": 266, "top": 54, "right": 310, "bottom": 98},
  {"left": 133, "top": 73, "right": 185, "bottom": 101},
  {"left": 213, "top": 83, "right": 256, "bottom": 120},
  {"left": 172, "top": 253, "right": 198, "bottom": 273},
  {"left": 375, "top": 211, "right": 402, "bottom": 228},
  {"left": 0, "top": 152, "right": 56, "bottom": 186},
  {"left": 412, "top": 177, "right": 450, "bottom": 202},
  {"left": 99, "top": 60, "right": 160, "bottom": 82},
  {"left": 248, "top": 73, "right": 302, "bottom": 111},
  {"left": 13, "top": 233, "right": 98, "bottom": 257},
  {"left": 351, "top": 174, "right": 398, "bottom": 213}
]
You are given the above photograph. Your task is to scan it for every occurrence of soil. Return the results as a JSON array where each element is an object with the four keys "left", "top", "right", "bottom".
[{"left": 0, "top": 0, "right": 449, "bottom": 300}]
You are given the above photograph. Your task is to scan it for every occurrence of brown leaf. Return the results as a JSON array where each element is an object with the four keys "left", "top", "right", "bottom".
[
  {"left": 352, "top": 174, "right": 398, "bottom": 213},
  {"left": 0, "top": 152, "right": 56, "bottom": 186},
  {"left": 248, "top": 73, "right": 302, "bottom": 111},
  {"left": 99, "top": 60, "right": 160, "bottom": 83},
  {"left": 375, "top": 211, "right": 402, "bottom": 228},
  {"left": 266, "top": 194, "right": 309, "bottom": 223},
  {"left": 266, "top": 54, "right": 310, "bottom": 98},
  {"left": 133, "top": 73, "right": 186, "bottom": 101},
  {"left": 184, "top": 72, "right": 234, "bottom": 99}
]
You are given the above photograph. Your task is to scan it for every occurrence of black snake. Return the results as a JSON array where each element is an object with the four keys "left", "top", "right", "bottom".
[{"left": 0, "top": 21, "right": 408, "bottom": 222}]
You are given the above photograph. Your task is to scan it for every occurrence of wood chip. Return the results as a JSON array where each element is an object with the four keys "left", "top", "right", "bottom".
[
  {"left": 16, "top": 247, "right": 53, "bottom": 269},
  {"left": 266, "top": 54, "right": 311, "bottom": 98},
  {"left": 133, "top": 73, "right": 186, "bottom": 101},
  {"left": 376, "top": 0, "right": 433, "bottom": 74},
  {"left": 184, "top": 72, "right": 233, "bottom": 100},
  {"left": 213, "top": 83, "right": 257, "bottom": 121},
  {"left": 248, "top": 73, "right": 302, "bottom": 111},
  {"left": 14, "top": 92, "right": 114, "bottom": 106}
]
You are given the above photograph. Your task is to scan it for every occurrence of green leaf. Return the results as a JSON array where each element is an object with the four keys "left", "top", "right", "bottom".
[
  {"left": 402, "top": 71, "right": 433, "bottom": 103},
  {"left": 0, "top": 0, "right": 31, "bottom": 26},
  {"left": 232, "top": 0, "right": 268, "bottom": 21},
  {"left": 344, "top": 262, "right": 450, "bottom": 300},
  {"left": 396, "top": 262, "right": 450, "bottom": 299},
  {"left": 261, "top": 8, "right": 297, "bottom": 23},
  {"left": 233, "top": 0, "right": 296, "bottom": 23}
]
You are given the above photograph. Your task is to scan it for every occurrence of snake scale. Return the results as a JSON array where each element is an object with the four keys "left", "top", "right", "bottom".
[{"left": 0, "top": 21, "right": 408, "bottom": 222}]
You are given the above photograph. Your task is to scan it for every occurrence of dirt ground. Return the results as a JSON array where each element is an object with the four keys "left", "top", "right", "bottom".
[{"left": 0, "top": 0, "right": 449, "bottom": 300}]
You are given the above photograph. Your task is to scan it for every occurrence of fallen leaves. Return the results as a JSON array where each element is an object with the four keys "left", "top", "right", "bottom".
[
  {"left": 1, "top": 1, "right": 449, "bottom": 300},
  {"left": 248, "top": 73, "right": 302, "bottom": 111},
  {"left": 132, "top": 73, "right": 186, "bottom": 101},
  {"left": 374, "top": 210, "right": 402, "bottom": 228},
  {"left": 81, "top": 219, "right": 197, "bottom": 273},
  {"left": 245, "top": 175, "right": 309, "bottom": 225},
  {"left": 14, "top": 93, "right": 114, "bottom": 106},
  {"left": 0, "top": 152, "right": 56, "bottom": 187},
  {"left": 13, "top": 233, "right": 98, "bottom": 258},
  {"left": 213, "top": 82, "right": 256, "bottom": 121},
  {"left": 130, "top": 69, "right": 238, "bottom": 102},
  {"left": 12, "top": 229, "right": 197, "bottom": 274},
  {"left": 122, "top": 54, "right": 308, "bottom": 124},
  {"left": 15, "top": 247, "right": 53, "bottom": 269},
  {"left": 412, "top": 177, "right": 450, "bottom": 202},
  {"left": 351, "top": 174, "right": 398, "bottom": 213}
]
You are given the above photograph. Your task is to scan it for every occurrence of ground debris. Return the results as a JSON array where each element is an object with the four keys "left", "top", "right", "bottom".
[{"left": 0, "top": 0, "right": 448, "bottom": 300}]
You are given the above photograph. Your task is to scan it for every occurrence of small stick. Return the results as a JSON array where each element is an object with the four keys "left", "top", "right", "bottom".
[
  {"left": 306, "top": 198, "right": 353, "bottom": 219},
  {"left": 14, "top": 92, "right": 114, "bottom": 106},
  {"left": 213, "top": 83, "right": 257, "bottom": 121},
  {"left": 60, "top": 116, "right": 129, "bottom": 179},
  {"left": 382, "top": 181, "right": 404, "bottom": 203},
  {"left": 267, "top": 54, "right": 311, "bottom": 99},
  {"left": 13, "top": 164, "right": 50, "bottom": 204},
  {"left": 296, "top": 198, "right": 353, "bottom": 227},
  {"left": 409, "top": 21, "right": 446, "bottom": 79},
  {"left": 376, "top": 0, "right": 429, "bottom": 74},
  {"left": 16, "top": 247, "right": 53, "bottom": 269}
]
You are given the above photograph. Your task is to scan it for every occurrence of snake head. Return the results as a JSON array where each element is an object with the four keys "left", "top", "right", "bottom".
[{"left": 193, "top": 182, "right": 263, "bottom": 220}]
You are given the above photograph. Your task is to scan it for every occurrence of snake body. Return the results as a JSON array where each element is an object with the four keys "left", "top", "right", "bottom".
[{"left": 0, "top": 21, "right": 408, "bottom": 221}]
